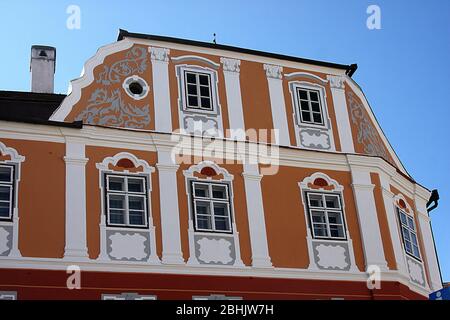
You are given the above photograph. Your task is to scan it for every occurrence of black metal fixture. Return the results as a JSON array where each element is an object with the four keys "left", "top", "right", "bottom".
[{"left": 427, "top": 189, "right": 439, "bottom": 213}]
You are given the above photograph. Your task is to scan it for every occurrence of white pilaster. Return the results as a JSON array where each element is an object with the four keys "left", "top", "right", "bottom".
[
  {"left": 149, "top": 47, "right": 172, "bottom": 133},
  {"left": 221, "top": 57, "right": 246, "bottom": 140},
  {"left": 63, "top": 141, "right": 89, "bottom": 260},
  {"left": 242, "top": 163, "right": 272, "bottom": 268},
  {"left": 156, "top": 147, "right": 184, "bottom": 264},
  {"left": 327, "top": 75, "right": 355, "bottom": 153},
  {"left": 263, "top": 64, "right": 290, "bottom": 146},
  {"left": 378, "top": 169, "right": 408, "bottom": 275},
  {"left": 348, "top": 156, "right": 388, "bottom": 271},
  {"left": 414, "top": 189, "right": 443, "bottom": 292}
]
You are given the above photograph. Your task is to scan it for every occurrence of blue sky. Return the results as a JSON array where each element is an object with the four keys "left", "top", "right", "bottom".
[{"left": 0, "top": 1, "right": 449, "bottom": 282}]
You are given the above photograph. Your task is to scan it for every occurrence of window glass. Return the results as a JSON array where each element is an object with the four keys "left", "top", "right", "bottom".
[
  {"left": 297, "top": 88, "right": 324, "bottom": 125},
  {"left": 398, "top": 208, "right": 421, "bottom": 259},
  {"left": 307, "top": 192, "right": 346, "bottom": 240},
  {"left": 192, "top": 182, "right": 232, "bottom": 233},
  {"left": 0, "top": 166, "right": 12, "bottom": 182},
  {"left": 108, "top": 176, "right": 125, "bottom": 191},
  {"left": 185, "top": 71, "right": 213, "bottom": 111}
]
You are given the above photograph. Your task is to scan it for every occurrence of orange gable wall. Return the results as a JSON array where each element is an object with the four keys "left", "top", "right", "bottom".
[
  {"left": 260, "top": 165, "right": 365, "bottom": 271},
  {"left": 65, "top": 44, "right": 155, "bottom": 131},
  {"left": 239, "top": 60, "right": 275, "bottom": 143},
  {"left": 345, "top": 85, "right": 395, "bottom": 166},
  {"left": 0, "top": 138, "right": 65, "bottom": 258},
  {"left": 85, "top": 146, "right": 160, "bottom": 259},
  {"left": 281, "top": 67, "right": 342, "bottom": 151}
]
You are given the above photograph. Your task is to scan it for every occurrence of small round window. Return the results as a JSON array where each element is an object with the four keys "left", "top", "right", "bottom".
[{"left": 122, "top": 76, "right": 149, "bottom": 100}]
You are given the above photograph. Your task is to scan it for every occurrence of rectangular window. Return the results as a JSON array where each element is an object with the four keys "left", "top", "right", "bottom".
[
  {"left": 297, "top": 88, "right": 324, "bottom": 125},
  {"left": 306, "top": 192, "right": 346, "bottom": 240},
  {"left": 184, "top": 71, "right": 213, "bottom": 111},
  {"left": 397, "top": 208, "right": 421, "bottom": 260},
  {"left": 0, "top": 165, "right": 14, "bottom": 220},
  {"left": 105, "top": 174, "right": 148, "bottom": 228},
  {"left": 191, "top": 181, "right": 232, "bottom": 233}
]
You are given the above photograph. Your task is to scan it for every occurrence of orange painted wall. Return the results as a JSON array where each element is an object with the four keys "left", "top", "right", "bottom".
[
  {"left": 0, "top": 138, "right": 65, "bottom": 258},
  {"left": 371, "top": 172, "right": 396, "bottom": 270},
  {"left": 84, "top": 146, "right": 160, "bottom": 259},
  {"left": 260, "top": 165, "right": 365, "bottom": 271}
]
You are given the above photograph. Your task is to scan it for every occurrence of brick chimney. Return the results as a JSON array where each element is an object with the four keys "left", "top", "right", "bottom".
[{"left": 30, "top": 45, "right": 56, "bottom": 93}]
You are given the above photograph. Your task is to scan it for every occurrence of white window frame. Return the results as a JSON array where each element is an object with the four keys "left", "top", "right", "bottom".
[
  {"left": 193, "top": 294, "right": 242, "bottom": 300},
  {"left": 105, "top": 174, "right": 149, "bottom": 228},
  {"left": 191, "top": 181, "right": 233, "bottom": 233},
  {"left": 306, "top": 192, "right": 347, "bottom": 240},
  {"left": 397, "top": 208, "right": 421, "bottom": 260},
  {"left": 296, "top": 87, "right": 325, "bottom": 126},
  {"left": 184, "top": 71, "right": 213, "bottom": 111},
  {"left": 0, "top": 164, "right": 14, "bottom": 221},
  {"left": 177, "top": 65, "right": 220, "bottom": 116},
  {"left": 102, "top": 293, "right": 157, "bottom": 300}
]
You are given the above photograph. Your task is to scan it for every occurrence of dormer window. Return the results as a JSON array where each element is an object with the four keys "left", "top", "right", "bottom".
[
  {"left": 185, "top": 71, "right": 213, "bottom": 111},
  {"left": 297, "top": 88, "right": 324, "bottom": 126}
]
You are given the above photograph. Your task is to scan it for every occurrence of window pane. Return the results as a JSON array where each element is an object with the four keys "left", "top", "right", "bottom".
[
  {"left": 327, "top": 212, "right": 342, "bottom": 224},
  {"left": 298, "top": 90, "right": 308, "bottom": 100},
  {"left": 309, "top": 91, "right": 319, "bottom": 101},
  {"left": 308, "top": 194, "right": 323, "bottom": 208},
  {"left": 301, "top": 112, "right": 311, "bottom": 122},
  {"left": 0, "top": 166, "right": 12, "bottom": 182},
  {"left": 313, "top": 113, "right": 322, "bottom": 124},
  {"left": 128, "top": 178, "right": 144, "bottom": 193},
  {"left": 200, "top": 97, "right": 211, "bottom": 109},
  {"left": 402, "top": 227, "right": 410, "bottom": 241},
  {"left": 330, "top": 225, "right": 345, "bottom": 238},
  {"left": 413, "top": 245, "right": 420, "bottom": 258},
  {"left": 194, "top": 184, "right": 209, "bottom": 198},
  {"left": 199, "top": 75, "right": 209, "bottom": 86},
  {"left": 188, "top": 96, "right": 198, "bottom": 107},
  {"left": 186, "top": 72, "right": 196, "bottom": 84},
  {"left": 212, "top": 185, "right": 227, "bottom": 199},
  {"left": 213, "top": 202, "right": 229, "bottom": 217},
  {"left": 0, "top": 186, "right": 11, "bottom": 201},
  {"left": 197, "top": 215, "right": 212, "bottom": 230},
  {"left": 200, "top": 86, "right": 210, "bottom": 97},
  {"left": 109, "top": 211, "right": 124, "bottom": 224},
  {"left": 129, "top": 211, "right": 145, "bottom": 225},
  {"left": 196, "top": 201, "right": 211, "bottom": 216},
  {"left": 407, "top": 217, "right": 415, "bottom": 230},
  {"left": 108, "top": 176, "right": 125, "bottom": 191},
  {"left": 300, "top": 100, "right": 310, "bottom": 111},
  {"left": 411, "top": 233, "right": 418, "bottom": 245},
  {"left": 311, "top": 102, "right": 320, "bottom": 112},
  {"left": 187, "top": 84, "right": 197, "bottom": 95},
  {"left": 109, "top": 194, "right": 125, "bottom": 209},
  {"left": 399, "top": 211, "right": 407, "bottom": 224},
  {"left": 214, "top": 216, "right": 230, "bottom": 231},
  {"left": 325, "top": 195, "right": 340, "bottom": 209},
  {"left": 311, "top": 211, "right": 326, "bottom": 223},
  {"left": 313, "top": 224, "right": 328, "bottom": 237},
  {"left": 405, "top": 240, "right": 412, "bottom": 253},
  {"left": 0, "top": 202, "right": 10, "bottom": 217},
  {"left": 129, "top": 196, "right": 144, "bottom": 210}
]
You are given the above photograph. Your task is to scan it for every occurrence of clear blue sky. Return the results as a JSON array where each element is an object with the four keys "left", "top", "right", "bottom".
[{"left": 1, "top": 1, "right": 449, "bottom": 282}]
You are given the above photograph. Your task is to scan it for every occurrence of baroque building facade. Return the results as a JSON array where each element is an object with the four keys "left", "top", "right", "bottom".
[{"left": 0, "top": 30, "right": 442, "bottom": 299}]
